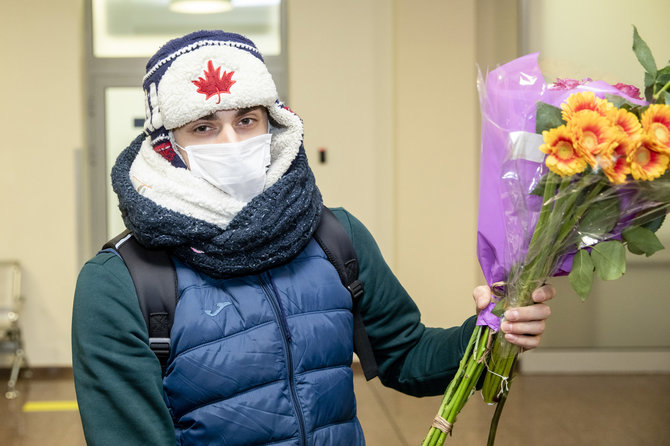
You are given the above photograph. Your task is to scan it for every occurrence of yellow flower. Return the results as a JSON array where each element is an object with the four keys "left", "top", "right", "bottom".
[
  {"left": 568, "top": 110, "right": 621, "bottom": 167},
  {"left": 540, "top": 125, "right": 587, "bottom": 176},
  {"left": 640, "top": 104, "right": 670, "bottom": 155},
  {"left": 561, "top": 91, "right": 614, "bottom": 121},
  {"left": 597, "top": 108, "right": 643, "bottom": 184},
  {"left": 606, "top": 107, "right": 643, "bottom": 154},
  {"left": 599, "top": 143, "right": 631, "bottom": 184},
  {"left": 627, "top": 137, "right": 670, "bottom": 181}
]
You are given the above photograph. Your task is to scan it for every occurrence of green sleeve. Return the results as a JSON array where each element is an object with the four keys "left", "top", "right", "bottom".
[
  {"left": 331, "top": 208, "right": 477, "bottom": 397},
  {"left": 72, "top": 252, "right": 175, "bottom": 445}
]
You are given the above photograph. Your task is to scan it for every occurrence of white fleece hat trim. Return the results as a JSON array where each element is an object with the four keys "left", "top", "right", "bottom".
[
  {"left": 150, "top": 45, "right": 277, "bottom": 131},
  {"left": 130, "top": 102, "right": 303, "bottom": 229},
  {"left": 130, "top": 138, "right": 245, "bottom": 229}
]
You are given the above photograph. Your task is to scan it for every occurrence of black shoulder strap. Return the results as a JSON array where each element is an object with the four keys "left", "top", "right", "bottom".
[
  {"left": 313, "top": 207, "right": 379, "bottom": 381},
  {"left": 103, "top": 231, "right": 177, "bottom": 375},
  {"left": 103, "top": 210, "right": 379, "bottom": 381}
]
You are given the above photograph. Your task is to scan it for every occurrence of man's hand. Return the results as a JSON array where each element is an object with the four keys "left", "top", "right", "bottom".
[{"left": 472, "top": 284, "right": 554, "bottom": 350}]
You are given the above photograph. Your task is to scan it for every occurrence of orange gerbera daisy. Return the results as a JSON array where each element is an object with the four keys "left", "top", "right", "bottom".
[
  {"left": 640, "top": 104, "right": 670, "bottom": 155},
  {"left": 599, "top": 143, "right": 631, "bottom": 184},
  {"left": 540, "top": 125, "right": 587, "bottom": 176},
  {"left": 568, "top": 110, "right": 621, "bottom": 167},
  {"left": 627, "top": 137, "right": 670, "bottom": 181},
  {"left": 561, "top": 91, "right": 614, "bottom": 121},
  {"left": 606, "top": 107, "right": 643, "bottom": 154}
]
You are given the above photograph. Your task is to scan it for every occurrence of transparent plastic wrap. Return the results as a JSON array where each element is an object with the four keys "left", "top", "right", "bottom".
[
  {"left": 476, "top": 53, "right": 656, "bottom": 294},
  {"left": 476, "top": 53, "right": 670, "bottom": 404},
  {"left": 473, "top": 53, "right": 670, "bottom": 404},
  {"left": 423, "top": 42, "right": 670, "bottom": 446}
]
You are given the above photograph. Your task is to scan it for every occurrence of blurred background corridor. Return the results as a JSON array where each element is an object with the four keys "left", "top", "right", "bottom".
[{"left": 0, "top": 0, "right": 668, "bottom": 444}]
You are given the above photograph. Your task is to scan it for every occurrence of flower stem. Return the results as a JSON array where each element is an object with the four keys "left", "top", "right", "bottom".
[
  {"left": 481, "top": 335, "right": 519, "bottom": 403},
  {"left": 527, "top": 173, "right": 562, "bottom": 252},
  {"left": 553, "top": 177, "right": 606, "bottom": 250},
  {"left": 421, "top": 326, "right": 491, "bottom": 446},
  {"left": 424, "top": 172, "right": 609, "bottom": 444},
  {"left": 422, "top": 327, "right": 478, "bottom": 446},
  {"left": 482, "top": 175, "right": 609, "bottom": 417},
  {"left": 653, "top": 78, "right": 670, "bottom": 102},
  {"left": 486, "top": 361, "right": 512, "bottom": 446}
]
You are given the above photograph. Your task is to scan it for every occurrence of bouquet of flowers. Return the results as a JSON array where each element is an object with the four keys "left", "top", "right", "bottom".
[{"left": 422, "top": 27, "right": 670, "bottom": 446}]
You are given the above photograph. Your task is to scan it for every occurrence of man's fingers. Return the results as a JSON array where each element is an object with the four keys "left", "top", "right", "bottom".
[
  {"left": 472, "top": 285, "right": 491, "bottom": 312},
  {"left": 503, "top": 333, "right": 541, "bottom": 350},
  {"left": 501, "top": 304, "right": 551, "bottom": 350},
  {"left": 504, "top": 303, "right": 551, "bottom": 322},
  {"left": 501, "top": 284, "right": 554, "bottom": 351},
  {"left": 531, "top": 284, "right": 556, "bottom": 303},
  {"left": 500, "top": 320, "right": 546, "bottom": 336}
]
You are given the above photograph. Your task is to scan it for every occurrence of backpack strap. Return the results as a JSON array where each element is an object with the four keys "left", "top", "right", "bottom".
[
  {"left": 103, "top": 208, "right": 379, "bottom": 380},
  {"left": 313, "top": 207, "right": 379, "bottom": 381},
  {"left": 103, "top": 231, "right": 177, "bottom": 375}
]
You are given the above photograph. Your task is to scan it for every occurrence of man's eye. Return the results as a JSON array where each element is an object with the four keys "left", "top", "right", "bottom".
[
  {"left": 239, "top": 117, "right": 255, "bottom": 126},
  {"left": 193, "top": 124, "right": 210, "bottom": 133}
]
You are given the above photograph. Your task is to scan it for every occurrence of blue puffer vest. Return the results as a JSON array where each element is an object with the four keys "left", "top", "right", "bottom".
[{"left": 162, "top": 239, "right": 365, "bottom": 445}]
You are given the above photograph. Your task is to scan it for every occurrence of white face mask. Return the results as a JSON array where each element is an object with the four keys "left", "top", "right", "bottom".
[{"left": 177, "top": 133, "right": 272, "bottom": 202}]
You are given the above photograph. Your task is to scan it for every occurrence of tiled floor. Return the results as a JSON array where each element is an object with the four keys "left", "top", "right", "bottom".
[
  {"left": 355, "top": 371, "right": 670, "bottom": 445},
  {"left": 1, "top": 368, "right": 669, "bottom": 445},
  {"left": 1, "top": 371, "right": 85, "bottom": 446}
]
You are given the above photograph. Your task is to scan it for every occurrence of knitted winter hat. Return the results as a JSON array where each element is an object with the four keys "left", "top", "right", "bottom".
[{"left": 142, "top": 30, "right": 301, "bottom": 168}]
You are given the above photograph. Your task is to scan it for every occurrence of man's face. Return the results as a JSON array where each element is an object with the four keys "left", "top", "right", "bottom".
[{"left": 172, "top": 106, "right": 269, "bottom": 169}]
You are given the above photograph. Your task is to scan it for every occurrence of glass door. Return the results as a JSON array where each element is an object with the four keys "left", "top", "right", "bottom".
[{"left": 104, "top": 87, "right": 145, "bottom": 239}]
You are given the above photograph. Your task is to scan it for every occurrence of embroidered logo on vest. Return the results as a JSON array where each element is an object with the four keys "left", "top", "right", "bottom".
[
  {"left": 204, "top": 301, "right": 232, "bottom": 317},
  {"left": 192, "top": 60, "right": 236, "bottom": 104}
]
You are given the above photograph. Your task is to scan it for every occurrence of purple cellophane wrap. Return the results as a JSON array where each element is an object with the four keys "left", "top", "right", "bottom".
[{"left": 475, "top": 54, "right": 646, "bottom": 330}]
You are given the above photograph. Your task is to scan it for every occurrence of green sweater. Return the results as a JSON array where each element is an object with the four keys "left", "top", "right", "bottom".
[{"left": 72, "top": 208, "right": 476, "bottom": 445}]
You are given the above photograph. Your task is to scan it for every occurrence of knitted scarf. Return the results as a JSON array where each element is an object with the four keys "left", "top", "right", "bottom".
[{"left": 112, "top": 134, "right": 323, "bottom": 278}]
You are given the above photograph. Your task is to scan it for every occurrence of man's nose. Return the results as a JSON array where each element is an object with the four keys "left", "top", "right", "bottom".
[{"left": 217, "top": 124, "right": 239, "bottom": 143}]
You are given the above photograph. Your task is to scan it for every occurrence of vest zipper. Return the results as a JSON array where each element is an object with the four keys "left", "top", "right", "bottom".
[{"left": 259, "top": 273, "right": 307, "bottom": 446}]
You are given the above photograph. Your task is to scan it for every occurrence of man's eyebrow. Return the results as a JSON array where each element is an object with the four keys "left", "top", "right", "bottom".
[
  {"left": 235, "top": 106, "right": 264, "bottom": 117},
  {"left": 196, "top": 113, "right": 217, "bottom": 121}
]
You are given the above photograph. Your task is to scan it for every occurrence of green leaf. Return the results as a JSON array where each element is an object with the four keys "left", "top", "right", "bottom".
[
  {"left": 657, "top": 67, "right": 670, "bottom": 84},
  {"left": 569, "top": 250, "right": 594, "bottom": 301},
  {"left": 637, "top": 180, "right": 670, "bottom": 203},
  {"left": 535, "top": 102, "right": 565, "bottom": 134},
  {"left": 492, "top": 300, "right": 505, "bottom": 318},
  {"left": 622, "top": 226, "right": 665, "bottom": 257},
  {"left": 656, "top": 68, "right": 670, "bottom": 85},
  {"left": 605, "top": 94, "right": 632, "bottom": 108},
  {"left": 627, "top": 243, "right": 645, "bottom": 256},
  {"left": 644, "top": 73, "right": 656, "bottom": 102},
  {"left": 643, "top": 213, "right": 666, "bottom": 233},
  {"left": 653, "top": 70, "right": 670, "bottom": 102},
  {"left": 633, "top": 26, "right": 657, "bottom": 77},
  {"left": 578, "top": 195, "right": 621, "bottom": 240},
  {"left": 644, "top": 71, "right": 656, "bottom": 89},
  {"left": 663, "top": 90, "right": 670, "bottom": 105},
  {"left": 591, "top": 241, "right": 626, "bottom": 280}
]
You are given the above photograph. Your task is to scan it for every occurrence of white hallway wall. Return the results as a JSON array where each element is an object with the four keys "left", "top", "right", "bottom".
[
  {"left": 0, "top": 0, "right": 84, "bottom": 366},
  {"left": 291, "top": 0, "right": 481, "bottom": 331},
  {"left": 524, "top": 0, "right": 670, "bottom": 351},
  {"left": 3, "top": 0, "right": 665, "bottom": 367},
  {"left": 0, "top": 0, "right": 481, "bottom": 367}
]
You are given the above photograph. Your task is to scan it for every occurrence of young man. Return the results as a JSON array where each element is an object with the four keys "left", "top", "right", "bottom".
[{"left": 72, "top": 30, "right": 553, "bottom": 445}]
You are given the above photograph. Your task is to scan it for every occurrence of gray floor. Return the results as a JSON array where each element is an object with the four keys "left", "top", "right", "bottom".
[
  {"left": 1, "top": 369, "right": 669, "bottom": 445},
  {"left": 355, "top": 371, "right": 670, "bottom": 445}
]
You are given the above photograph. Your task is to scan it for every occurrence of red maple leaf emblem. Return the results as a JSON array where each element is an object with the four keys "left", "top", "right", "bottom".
[{"left": 192, "top": 60, "right": 236, "bottom": 104}]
